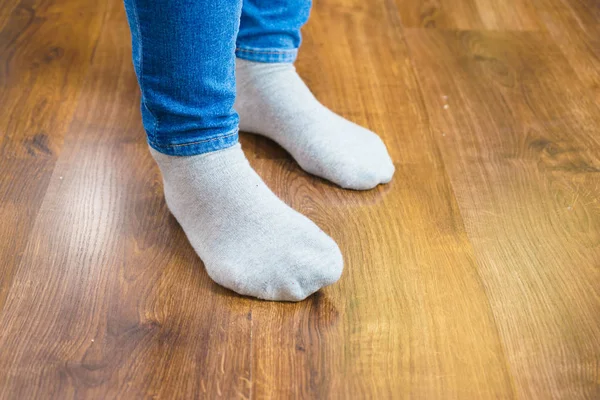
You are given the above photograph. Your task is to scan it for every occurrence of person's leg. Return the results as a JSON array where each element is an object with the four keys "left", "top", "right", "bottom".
[
  {"left": 123, "top": 0, "right": 342, "bottom": 301},
  {"left": 235, "top": 0, "right": 395, "bottom": 190}
]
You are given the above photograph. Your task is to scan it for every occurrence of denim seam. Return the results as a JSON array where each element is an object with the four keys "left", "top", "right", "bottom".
[
  {"left": 149, "top": 129, "right": 238, "bottom": 149},
  {"left": 131, "top": 0, "right": 159, "bottom": 142},
  {"left": 235, "top": 47, "right": 297, "bottom": 55}
]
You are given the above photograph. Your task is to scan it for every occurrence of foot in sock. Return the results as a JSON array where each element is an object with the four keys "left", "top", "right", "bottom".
[
  {"left": 235, "top": 59, "right": 395, "bottom": 190},
  {"left": 150, "top": 144, "right": 343, "bottom": 301}
]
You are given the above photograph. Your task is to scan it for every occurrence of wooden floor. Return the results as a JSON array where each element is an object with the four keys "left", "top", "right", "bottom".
[{"left": 1, "top": 0, "right": 599, "bottom": 398}]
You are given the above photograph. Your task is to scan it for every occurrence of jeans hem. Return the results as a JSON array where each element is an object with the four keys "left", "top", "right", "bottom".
[
  {"left": 235, "top": 46, "right": 297, "bottom": 63},
  {"left": 148, "top": 129, "right": 239, "bottom": 156}
]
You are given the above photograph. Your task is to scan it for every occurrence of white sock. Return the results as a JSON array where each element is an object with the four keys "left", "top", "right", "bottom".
[
  {"left": 235, "top": 59, "right": 395, "bottom": 190},
  {"left": 150, "top": 144, "right": 343, "bottom": 301}
]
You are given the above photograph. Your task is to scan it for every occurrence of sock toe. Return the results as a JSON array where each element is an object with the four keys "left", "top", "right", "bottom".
[{"left": 379, "top": 157, "right": 395, "bottom": 184}]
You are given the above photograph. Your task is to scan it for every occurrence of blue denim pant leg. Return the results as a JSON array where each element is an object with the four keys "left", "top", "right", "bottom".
[
  {"left": 123, "top": 0, "right": 311, "bottom": 156},
  {"left": 236, "top": 0, "right": 312, "bottom": 63},
  {"left": 123, "top": 0, "right": 242, "bottom": 156}
]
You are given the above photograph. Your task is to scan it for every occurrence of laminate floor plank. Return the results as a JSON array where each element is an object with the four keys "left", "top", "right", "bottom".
[
  {"left": 533, "top": 0, "right": 600, "bottom": 102},
  {"left": 0, "top": 0, "right": 107, "bottom": 309},
  {"left": 394, "top": 0, "right": 543, "bottom": 30},
  {"left": 405, "top": 28, "right": 600, "bottom": 399}
]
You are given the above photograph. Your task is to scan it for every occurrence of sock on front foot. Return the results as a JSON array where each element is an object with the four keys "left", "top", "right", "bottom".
[
  {"left": 235, "top": 58, "right": 395, "bottom": 190},
  {"left": 150, "top": 144, "right": 343, "bottom": 301}
]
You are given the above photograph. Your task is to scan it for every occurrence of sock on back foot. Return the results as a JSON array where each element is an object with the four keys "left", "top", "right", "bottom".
[{"left": 235, "top": 58, "right": 395, "bottom": 190}]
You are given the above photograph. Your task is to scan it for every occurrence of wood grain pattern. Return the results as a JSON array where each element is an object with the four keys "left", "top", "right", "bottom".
[
  {"left": 533, "top": 0, "right": 600, "bottom": 103},
  {"left": 0, "top": 0, "right": 106, "bottom": 310},
  {"left": 404, "top": 28, "right": 600, "bottom": 398},
  {"left": 394, "top": 0, "right": 542, "bottom": 30},
  {"left": 0, "top": 0, "right": 599, "bottom": 398}
]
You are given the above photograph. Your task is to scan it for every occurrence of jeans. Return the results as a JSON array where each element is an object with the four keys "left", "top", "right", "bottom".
[{"left": 123, "top": 0, "right": 312, "bottom": 156}]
